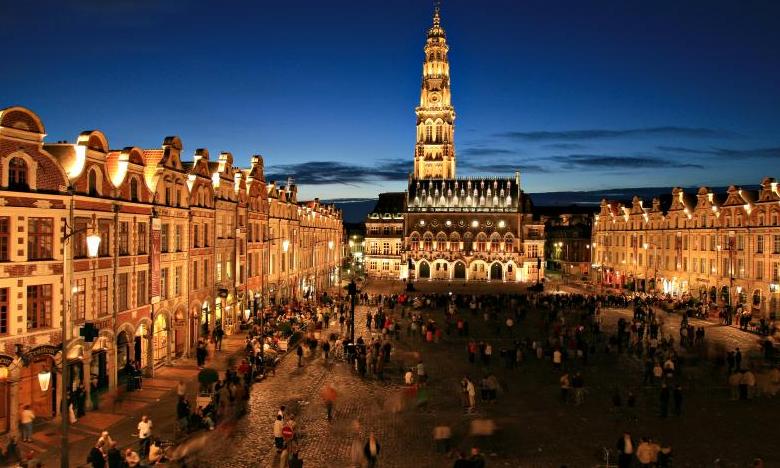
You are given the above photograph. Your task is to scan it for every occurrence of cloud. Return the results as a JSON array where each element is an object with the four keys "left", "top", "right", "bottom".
[
  {"left": 552, "top": 154, "right": 704, "bottom": 170},
  {"left": 496, "top": 126, "right": 736, "bottom": 141},
  {"left": 459, "top": 147, "right": 518, "bottom": 157},
  {"left": 658, "top": 145, "right": 780, "bottom": 158},
  {"left": 265, "top": 158, "right": 409, "bottom": 185},
  {"left": 542, "top": 143, "right": 587, "bottom": 150},
  {"left": 459, "top": 160, "right": 550, "bottom": 174}
]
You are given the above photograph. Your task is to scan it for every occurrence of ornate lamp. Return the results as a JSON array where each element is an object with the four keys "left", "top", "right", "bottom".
[
  {"left": 85, "top": 222, "right": 102, "bottom": 258},
  {"left": 38, "top": 369, "right": 52, "bottom": 392}
]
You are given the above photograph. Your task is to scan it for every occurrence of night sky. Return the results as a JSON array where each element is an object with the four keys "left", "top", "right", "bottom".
[{"left": 2, "top": 0, "right": 779, "bottom": 199}]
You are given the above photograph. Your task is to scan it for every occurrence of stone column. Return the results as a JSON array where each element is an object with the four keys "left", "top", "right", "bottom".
[{"left": 8, "top": 363, "right": 21, "bottom": 439}]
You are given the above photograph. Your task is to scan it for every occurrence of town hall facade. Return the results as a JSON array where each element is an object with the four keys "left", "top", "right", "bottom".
[{"left": 365, "top": 5, "right": 545, "bottom": 283}]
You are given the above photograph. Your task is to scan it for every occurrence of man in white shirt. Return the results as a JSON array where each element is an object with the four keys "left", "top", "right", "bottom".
[
  {"left": 553, "top": 349, "right": 562, "bottom": 370},
  {"left": 137, "top": 415, "right": 152, "bottom": 458},
  {"left": 20, "top": 405, "right": 35, "bottom": 442}
]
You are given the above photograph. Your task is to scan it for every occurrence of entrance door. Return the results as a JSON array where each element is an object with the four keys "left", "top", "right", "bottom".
[
  {"left": 419, "top": 262, "right": 430, "bottom": 279},
  {"left": 490, "top": 263, "right": 503, "bottom": 281},
  {"left": 153, "top": 314, "right": 168, "bottom": 366},
  {"left": 30, "top": 357, "right": 56, "bottom": 417},
  {"left": 454, "top": 262, "right": 466, "bottom": 279},
  {"left": 117, "top": 332, "right": 130, "bottom": 386},
  {"left": 90, "top": 351, "right": 108, "bottom": 392}
]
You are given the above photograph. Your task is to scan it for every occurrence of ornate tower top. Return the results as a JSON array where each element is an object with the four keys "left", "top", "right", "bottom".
[{"left": 413, "top": 1, "right": 456, "bottom": 180}]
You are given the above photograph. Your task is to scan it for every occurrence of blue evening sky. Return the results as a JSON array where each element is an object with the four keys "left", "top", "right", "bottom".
[{"left": 1, "top": 0, "right": 779, "bottom": 199}]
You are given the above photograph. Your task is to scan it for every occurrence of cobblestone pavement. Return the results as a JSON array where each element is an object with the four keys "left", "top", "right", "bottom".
[{"left": 195, "top": 287, "right": 779, "bottom": 467}]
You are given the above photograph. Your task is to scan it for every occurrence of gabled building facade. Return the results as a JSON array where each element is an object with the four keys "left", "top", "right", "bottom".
[
  {"left": 592, "top": 180, "right": 780, "bottom": 318},
  {"left": 0, "top": 105, "right": 342, "bottom": 438}
]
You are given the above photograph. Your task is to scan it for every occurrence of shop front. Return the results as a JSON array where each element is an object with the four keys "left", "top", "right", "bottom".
[
  {"left": 135, "top": 323, "right": 149, "bottom": 371},
  {"left": 116, "top": 329, "right": 132, "bottom": 387},
  {"left": 0, "top": 355, "right": 14, "bottom": 433},
  {"left": 174, "top": 308, "right": 186, "bottom": 357},
  {"left": 153, "top": 313, "right": 169, "bottom": 367},
  {"left": 200, "top": 301, "right": 211, "bottom": 337},
  {"left": 90, "top": 337, "right": 110, "bottom": 394},
  {"left": 19, "top": 345, "right": 60, "bottom": 420}
]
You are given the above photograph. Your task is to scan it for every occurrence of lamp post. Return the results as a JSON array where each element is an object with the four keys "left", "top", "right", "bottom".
[{"left": 59, "top": 216, "right": 101, "bottom": 468}]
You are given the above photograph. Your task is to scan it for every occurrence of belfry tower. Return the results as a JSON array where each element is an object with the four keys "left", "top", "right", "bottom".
[{"left": 413, "top": 2, "right": 456, "bottom": 179}]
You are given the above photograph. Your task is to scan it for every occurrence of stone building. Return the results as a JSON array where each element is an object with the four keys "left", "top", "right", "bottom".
[
  {"left": 365, "top": 193, "right": 405, "bottom": 279},
  {"left": 537, "top": 207, "right": 595, "bottom": 280},
  {"left": 592, "top": 180, "right": 780, "bottom": 318},
  {"left": 0, "top": 105, "right": 342, "bottom": 437},
  {"left": 364, "top": 5, "right": 545, "bottom": 282}
]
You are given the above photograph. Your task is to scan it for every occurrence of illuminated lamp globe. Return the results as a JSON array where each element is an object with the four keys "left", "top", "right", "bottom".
[
  {"left": 86, "top": 231, "right": 102, "bottom": 258},
  {"left": 38, "top": 369, "right": 52, "bottom": 392}
]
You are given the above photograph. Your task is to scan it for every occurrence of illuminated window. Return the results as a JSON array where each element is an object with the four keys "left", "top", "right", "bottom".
[
  {"left": 27, "top": 284, "right": 52, "bottom": 329},
  {"left": 27, "top": 218, "right": 53, "bottom": 260}
]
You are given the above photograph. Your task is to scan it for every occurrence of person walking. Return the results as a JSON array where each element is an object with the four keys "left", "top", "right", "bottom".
[
  {"left": 572, "top": 372, "right": 585, "bottom": 406},
  {"left": 363, "top": 432, "right": 381, "bottom": 468},
  {"left": 616, "top": 431, "right": 634, "bottom": 468},
  {"left": 297, "top": 345, "right": 304, "bottom": 367},
  {"left": 19, "top": 405, "right": 34, "bottom": 442},
  {"left": 137, "top": 415, "right": 153, "bottom": 459},
  {"left": 273, "top": 415, "right": 285, "bottom": 453},
  {"left": 559, "top": 372, "right": 571, "bottom": 404},
  {"left": 673, "top": 385, "right": 683, "bottom": 416},
  {"left": 321, "top": 384, "right": 337, "bottom": 421},
  {"left": 322, "top": 340, "right": 331, "bottom": 362},
  {"left": 90, "top": 378, "right": 100, "bottom": 411},
  {"left": 106, "top": 441, "right": 122, "bottom": 468},
  {"left": 659, "top": 384, "right": 670, "bottom": 418},
  {"left": 465, "top": 377, "right": 476, "bottom": 413},
  {"left": 214, "top": 324, "right": 225, "bottom": 351},
  {"left": 87, "top": 441, "right": 107, "bottom": 468},
  {"left": 196, "top": 340, "right": 208, "bottom": 368}
]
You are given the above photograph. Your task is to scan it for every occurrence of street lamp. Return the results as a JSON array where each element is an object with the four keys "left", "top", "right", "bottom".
[
  {"left": 60, "top": 217, "right": 101, "bottom": 468},
  {"left": 38, "top": 369, "right": 52, "bottom": 392}
]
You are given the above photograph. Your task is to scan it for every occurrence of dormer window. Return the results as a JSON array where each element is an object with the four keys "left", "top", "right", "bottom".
[
  {"left": 88, "top": 169, "right": 99, "bottom": 196},
  {"left": 8, "top": 157, "right": 28, "bottom": 190},
  {"left": 130, "top": 178, "right": 139, "bottom": 202}
]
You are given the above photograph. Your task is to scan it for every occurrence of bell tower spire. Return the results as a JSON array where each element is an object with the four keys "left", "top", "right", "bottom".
[{"left": 413, "top": 0, "right": 456, "bottom": 180}]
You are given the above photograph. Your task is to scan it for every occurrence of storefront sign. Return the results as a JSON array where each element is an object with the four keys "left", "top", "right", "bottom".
[
  {"left": 0, "top": 354, "right": 14, "bottom": 367},
  {"left": 26, "top": 344, "right": 61, "bottom": 359}
]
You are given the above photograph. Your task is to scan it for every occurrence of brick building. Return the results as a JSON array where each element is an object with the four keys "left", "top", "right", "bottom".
[
  {"left": 0, "top": 106, "right": 342, "bottom": 437},
  {"left": 592, "top": 181, "right": 780, "bottom": 318}
]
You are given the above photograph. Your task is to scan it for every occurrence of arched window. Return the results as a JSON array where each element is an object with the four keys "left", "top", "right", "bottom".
[
  {"left": 436, "top": 232, "right": 447, "bottom": 251},
  {"left": 425, "top": 124, "right": 433, "bottom": 142},
  {"left": 490, "top": 234, "right": 501, "bottom": 252},
  {"left": 504, "top": 234, "right": 515, "bottom": 252},
  {"left": 410, "top": 233, "right": 420, "bottom": 251},
  {"left": 88, "top": 169, "right": 99, "bottom": 196},
  {"left": 476, "top": 233, "right": 487, "bottom": 252},
  {"left": 8, "top": 157, "right": 28, "bottom": 189},
  {"left": 435, "top": 125, "right": 442, "bottom": 142},
  {"left": 130, "top": 178, "right": 139, "bottom": 202},
  {"left": 423, "top": 233, "right": 433, "bottom": 251}
]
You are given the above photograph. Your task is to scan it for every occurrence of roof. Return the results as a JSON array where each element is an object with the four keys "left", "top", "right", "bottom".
[
  {"left": 407, "top": 177, "right": 522, "bottom": 212},
  {"left": 371, "top": 192, "right": 406, "bottom": 214}
]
